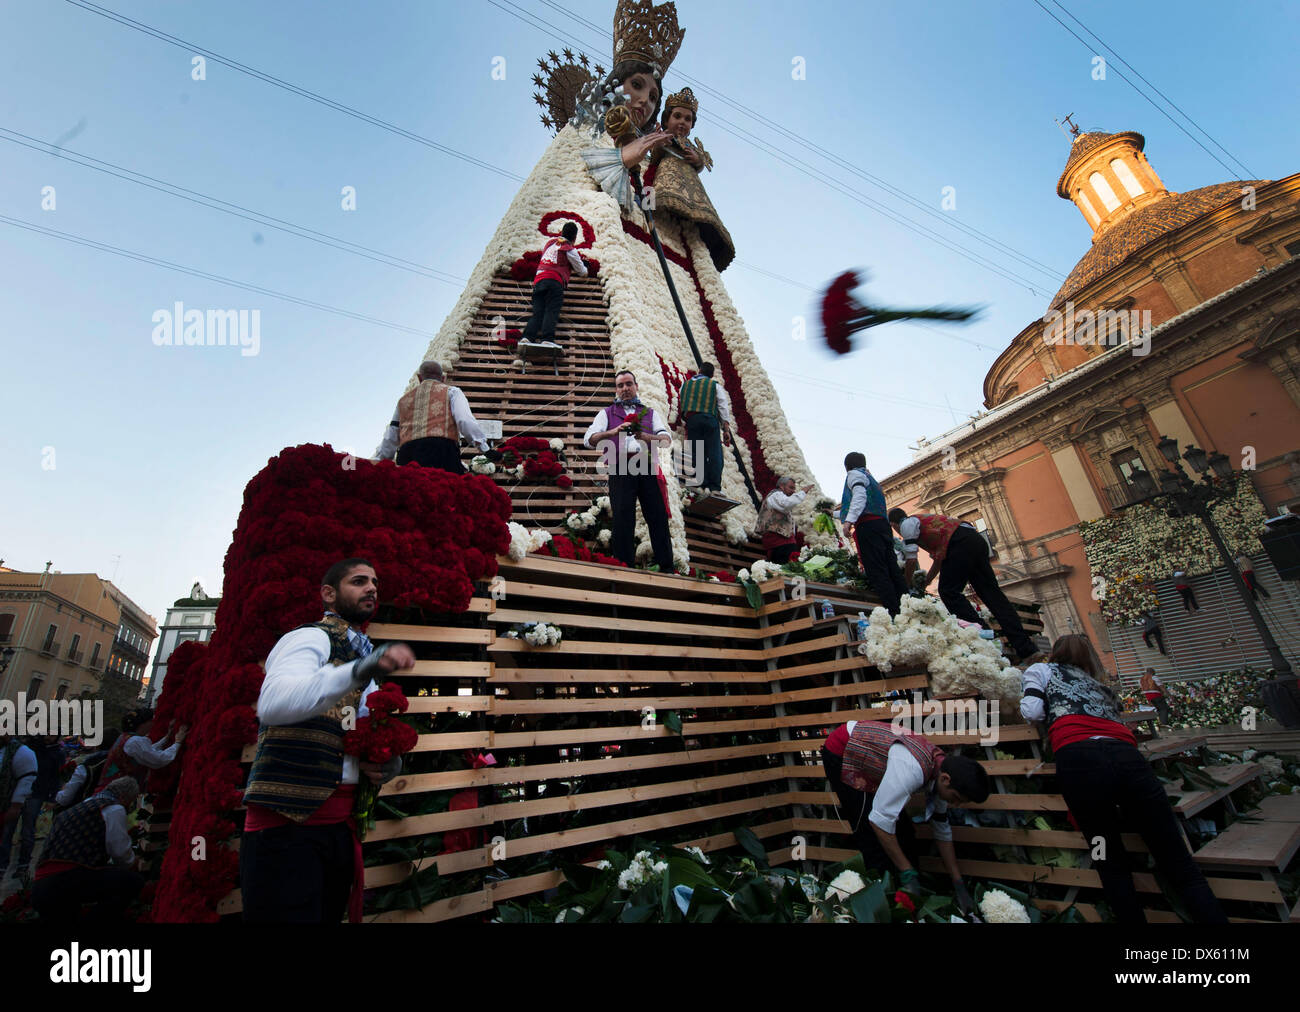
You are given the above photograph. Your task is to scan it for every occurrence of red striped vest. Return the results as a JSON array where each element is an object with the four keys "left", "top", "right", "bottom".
[
  {"left": 840, "top": 721, "right": 944, "bottom": 793},
  {"left": 912, "top": 514, "right": 965, "bottom": 565},
  {"left": 533, "top": 238, "right": 576, "bottom": 287}
]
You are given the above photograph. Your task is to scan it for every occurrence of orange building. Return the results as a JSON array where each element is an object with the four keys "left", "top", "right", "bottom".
[{"left": 879, "top": 129, "right": 1300, "bottom": 676}]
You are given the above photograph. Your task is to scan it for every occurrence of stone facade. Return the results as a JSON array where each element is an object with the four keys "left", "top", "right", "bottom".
[{"left": 880, "top": 131, "right": 1300, "bottom": 668}]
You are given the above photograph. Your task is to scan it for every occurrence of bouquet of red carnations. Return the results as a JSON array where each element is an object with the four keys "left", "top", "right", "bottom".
[{"left": 343, "top": 681, "right": 419, "bottom": 838}]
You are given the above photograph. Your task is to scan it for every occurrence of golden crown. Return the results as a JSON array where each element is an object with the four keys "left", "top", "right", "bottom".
[
  {"left": 662, "top": 86, "right": 698, "bottom": 116},
  {"left": 612, "top": 0, "right": 685, "bottom": 74}
]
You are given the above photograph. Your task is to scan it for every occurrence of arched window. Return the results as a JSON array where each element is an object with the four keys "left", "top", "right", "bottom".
[
  {"left": 1110, "top": 158, "right": 1144, "bottom": 198},
  {"left": 1076, "top": 188, "right": 1099, "bottom": 226},
  {"left": 1090, "top": 171, "right": 1120, "bottom": 212}
]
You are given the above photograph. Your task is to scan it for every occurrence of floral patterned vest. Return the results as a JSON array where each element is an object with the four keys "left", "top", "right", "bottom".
[
  {"left": 1043, "top": 663, "right": 1125, "bottom": 727},
  {"left": 840, "top": 721, "right": 944, "bottom": 793},
  {"left": 913, "top": 514, "right": 965, "bottom": 564},
  {"left": 757, "top": 491, "right": 797, "bottom": 539},
  {"left": 243, "top": 616, "right": 362, "bottom": 823},
  {"left": 397, "top": 379, "right": 453, "bottom": 444}
]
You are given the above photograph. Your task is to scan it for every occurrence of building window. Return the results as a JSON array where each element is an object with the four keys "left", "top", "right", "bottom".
[
  {"left": 42, "top": 624, "right": 57, "bottom": 651},
  {"left": 1110, "top": 158, "right": 1144, "bottom": 198},
  {"left": 69, "top": 634, "right": 81, "bottom": 659},
  {"left": 1090, "top": 171, "right": 1120, "bottom": 213},
  {"left": 90, "top": 643, "right": 101, "bottom": 667},
  {"left": 27, "top": 676, "right": 44, "bottom": 699},
  {"left": 1075, "top": 188, "right": 1099, "bottom": 226},
  {"left": 56, "top": 682, "right": 69, "bottom": 700},
  {"left": 0, "top": 613, "right": 13, "bottom": 643},
  {"left": 1112, "top": 449, "right": 1147, "bottom": 486},
  {"left": 1286, "top": 239, "right": 1300, "bottom": 258}
]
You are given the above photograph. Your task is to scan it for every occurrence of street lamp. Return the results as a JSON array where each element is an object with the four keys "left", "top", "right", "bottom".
[{"left": 1130, "top": 435, "right": 1293, "bottom": 676}]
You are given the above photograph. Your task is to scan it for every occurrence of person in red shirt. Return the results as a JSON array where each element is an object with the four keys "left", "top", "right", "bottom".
[
  {"left": 520, "top": 221, "right": 588, "bottom": 347},
  {"left": 1140, "top": 667, "right": 1171, "bottom": 724},
  {"left": 1020, "top": 635, "right": 1225, "bottom": 923}
]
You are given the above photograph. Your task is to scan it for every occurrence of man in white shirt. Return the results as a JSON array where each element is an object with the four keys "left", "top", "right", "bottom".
[
  {"left": 583, "top": 370, "right": 675, "bottom": 571},
  {"left": 102, "top": 708, "right": 186, "bottom": 789},
  {"left": 240, "top": 558, "right": 416, "bottom": 923},
  {"left": 374, "top": 360, "right": 489, "bottom": 474},
  {"left": 757, "top": 476, "right": 814, "bottom": 563},
  {"left": 31, "top": 776, "right": 143, "bottom": 924},
  {"left": 0, "top": 734, "right": 37, "bottom": 880}
]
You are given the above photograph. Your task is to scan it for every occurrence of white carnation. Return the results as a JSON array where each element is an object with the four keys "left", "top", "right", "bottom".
[
  {"left": 978, "top": 889, "right": 1031, "bottom": 923},
  {"left": 825, "top": 870, "right": 866, "bottom": 902},
  {"left": 549, "top": 438, "right": 565, "bottom": 451}
]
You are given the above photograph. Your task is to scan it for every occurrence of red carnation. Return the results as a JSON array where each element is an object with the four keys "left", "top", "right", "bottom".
[
  {"left": 821, "top": 270, "right": 860, "bottom": 356},
  {"left": 557, "top": 474, "right": 573, "bottom": 489},
  {"left": 893, "top": 890, "right": 916, "bottom": 914}
]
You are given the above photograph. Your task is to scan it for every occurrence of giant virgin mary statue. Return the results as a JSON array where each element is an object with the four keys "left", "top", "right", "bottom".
[{"left": 419, "top": 0, "right": 823, "bottom": 567}]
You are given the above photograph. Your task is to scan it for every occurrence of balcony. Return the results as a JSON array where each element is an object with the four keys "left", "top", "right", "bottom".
[
  {"left": 1101, "top": 481, "right": 1144, "bottom": 512},
  {"left": 38, "top": 640, "right": 61, "bottom": 658},
  {"left": 0, "top": 632, "right": 11, "bottom": 644},
  {"left": 65, "top": 649, "right": 84, "bottom": 666}
]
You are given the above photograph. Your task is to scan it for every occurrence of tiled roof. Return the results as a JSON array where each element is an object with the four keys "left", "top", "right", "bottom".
[
  {"left": 1056, "top": 131, "right": 1144, "bottom": 197},
  {"left": 1050, "top": 180, "right": 1264, "bottom": 309}
]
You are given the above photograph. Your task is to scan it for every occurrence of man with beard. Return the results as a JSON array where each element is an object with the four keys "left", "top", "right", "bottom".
[{"left": 240, "top": 558, "right": 416, "bottom": 922}]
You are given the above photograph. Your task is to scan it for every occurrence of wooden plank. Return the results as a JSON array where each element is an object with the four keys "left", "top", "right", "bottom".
[
  {"left": 1193, "top": 819, "right": 1300, "bottom": 869},
  {"left": 485, "top": 579, "right": 756, "bottom": 618},
  {"left": 488, "top": 637, "right": 765, "bottom": 661},
  {"left": 1167, "top": 763, "right": 1263, "bottom": 816},
  {"left": 487, "top": 606, "right": 812, "bottom": 641},
  {"left": 369, "top": 624, "right": 493, "bottom": 645},
  {"left": 405, "top": 660, "right": 495, "bottom": 679}
]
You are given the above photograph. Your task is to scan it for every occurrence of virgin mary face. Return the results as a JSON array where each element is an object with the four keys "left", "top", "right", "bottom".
[{"left": 621, "top": 72, "right": 659, "bottom": 128}]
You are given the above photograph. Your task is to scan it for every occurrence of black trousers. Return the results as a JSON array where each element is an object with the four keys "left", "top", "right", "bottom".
[
  {"left": 938, "top": 527, "right": 1036, "bottom": 659},
  {"left": 1177, "top": 586, "right": 1199, "bottom": 611},
  {"left": 684, "top": 413, "right": 723, "bottom": 491},
  {"left": 1054, "top": 738, "right": 1226, "bottom": 924},
  {"left": 1243, "top": 573, "right": 1270, "bottom": 600},
  {"left": 521, "top": 278, "right": 565, "bottom": 342},
  {"left": 821, "top": 749, "right": 917, "bottom": 871},
  {"left": 31, "top": 865, "right": 144, "bottom": 925},
  {"left": 397, "top": 436, "right": 465, "bottom": 474},
  {"left": 1142, "top": 627, "right": 1167, "bottom": 654},
  {"left": 608, "top": 473, "right": 674, "bottom": 571},
  {"left": 240, "top": 823, "right": 354, "bottom": 924},
  {"left": 854, "top": 517, "right": 907, "bottom": 617}
]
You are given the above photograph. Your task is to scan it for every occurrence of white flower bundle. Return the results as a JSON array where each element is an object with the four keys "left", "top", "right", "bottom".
[
  {"left": 506, "top": 521, "right": 551, "bottom": 561},
  {"left": 978, "top": 889, "right": 1031, "bottom": 923},
  {"left": 747, "top": 559, "right": 783, "bottom": 583},
  {"left": 549, "top": 438, "right": 565, "bottom": 452},
  {"left": 469, "top": 455, "right": 496, "bottom": 475},
  {"left": 862, "top": 597, "right": 1022, "bottom": 707},
  {"left": 522, "top": 622, "right": 562, "bottom": 647},
  {"left": 825, "top": 869, "right": 866, "bottom": 902},
  {"left": 616, "top": 850, "right": 668, "bottom": 892}
]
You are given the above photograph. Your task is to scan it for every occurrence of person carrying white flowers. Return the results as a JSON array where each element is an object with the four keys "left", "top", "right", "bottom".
[
  {"left": 1020, "top": 634, "right": 1226, "bottom": 924},
  {"left": 584, "top": 370, "right": 674, "bottom": 572},
  {"left": 839, "top": 452, "right": 908, "bottom": 616},
  {"left": 821, "top": 719, "right": 988, "bottom": 918},
  {"left": 757, "top": 476, "right": 814, "bottom": 564},
  {"left": 373, "top": 360, "right": 490, "bottom": 474},
  {"left": 888, "top": 507, "right": 1037, "bottom": 663}
]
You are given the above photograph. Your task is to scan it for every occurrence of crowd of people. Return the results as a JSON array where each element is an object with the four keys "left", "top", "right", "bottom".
[{"left": 1, "top": 709, "right": 186, "bottom": 922}]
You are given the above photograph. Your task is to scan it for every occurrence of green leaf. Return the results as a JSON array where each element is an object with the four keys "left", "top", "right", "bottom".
[
  {"left": 662, "top": 710, "right": 683, "bottom": 735},
  {"left": 742, "top": 579, "right": 763, "bottom": 610},
  {"left": 850, "top": 882, "right": 888, "bottom": 923},
  {"left": 685, "top": 885, "right": 732, "bottom": 923},
  {"left": 734, "top": 826, "right": 770, "bottom": 868},
  {"left": 729, "top": 881, "right": 778, "bottom": 921}
]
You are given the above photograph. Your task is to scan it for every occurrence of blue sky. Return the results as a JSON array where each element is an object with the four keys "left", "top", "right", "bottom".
[{"left": 2, "top": 0, "right": 1296, "bottom": 653}]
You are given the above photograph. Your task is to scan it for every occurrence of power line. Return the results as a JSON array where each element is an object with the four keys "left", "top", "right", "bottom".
[
  {"left": 534, "top": 0, "right": 1065, "bottom": 282},
  {"left": 486, "top": 0, "right": 1054, "bottom": 295},
  {"left": 1049, "top": 1, "right": 1254, "bottom": 179},
  {"left": 0, "top": 214, "right": 434, "bottom": 338},
  {"left": 0, "top": 127, "right": 468, "bottom": 287},
  {"left": 1031, "top": 0, "right": 1250, "bottom": 181},
  {"left": 63, "top": 0, "right": 525, "bottom": 183}
]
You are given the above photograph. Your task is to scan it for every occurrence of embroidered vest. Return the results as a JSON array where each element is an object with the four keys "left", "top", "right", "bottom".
[
  {"left": 912, "top": 514, "right": 964, "bottom": 564},
  {"left": 678, "top": 374, "right": 718, "bottom": 417},
  {"left": 243, "top": 616, "right": 363, "bottom": 823},
  {"left": 838, "top": 468, "right": 887, "bottom": 522},
  {"left": 102, "top": 733, "right": 150, "bottom": 787},
  {"left": 397, "top": 380, "right": 454, "bottom": 445},
  {"left": 840, "top": 720, "right": 944, "bottom": 793},
  {"left": 1042, "top": 663, "right": 1125, "bottom": 727},
  {"left": 533, "top": 238, "right": 576, "bottom": 287},
  {"left": 40, "top": 793, "right": 117, "bottom": 869},
  {"left": 757, "top": 491, "right": 797, "bottom": 539}
]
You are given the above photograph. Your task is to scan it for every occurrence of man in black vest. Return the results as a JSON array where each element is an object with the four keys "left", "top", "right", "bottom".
[
  {"left": 31, "top": 776, "right": 144, "bottom": 924},
  {"left": 240, "top": 558, "right": 415, "bottom": 923}
]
